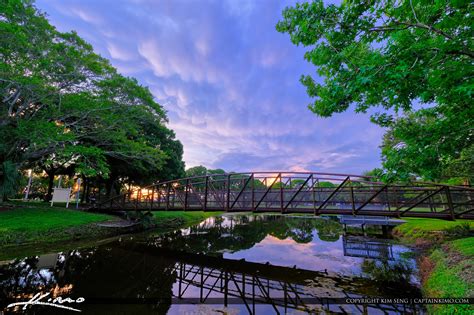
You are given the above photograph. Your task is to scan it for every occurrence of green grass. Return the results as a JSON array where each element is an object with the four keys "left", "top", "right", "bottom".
[
  {"left": 424, "top": 248, "right": 473, "bottom": 314},
  {"left": 451, "top": 237, "right": 474, "bottom": 257},
  {"left": 0, "top": 207, "right": 110, "bottom": 232},
  {"left": 0, "top": 206, "right": 111, "bottom": 247},
  {"left": 393, "top": 218, "right": 473, "bottom": 313},
  {"left": 394, "top": 218, "right": 474, "bottom": 241}
]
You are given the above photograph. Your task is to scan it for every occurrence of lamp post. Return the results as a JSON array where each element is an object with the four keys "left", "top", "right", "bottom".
[
  {"left": 76, "top": 178, "right": 82, "bottom": 209},
  {"left": 24, "top": 170, "right": 32, "bottom": 201}
]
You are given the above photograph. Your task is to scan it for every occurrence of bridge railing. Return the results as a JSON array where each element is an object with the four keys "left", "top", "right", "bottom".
[{"left": 95, "top": 172, "right": 474, "bottom": 219}]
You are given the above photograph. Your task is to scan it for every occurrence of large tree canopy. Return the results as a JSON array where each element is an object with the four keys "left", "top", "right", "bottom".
[
  {"left": 0, "top": 0, "right": 185, "bottom": 200},
  {"left": 277, "top": 0, "right": 473, "bottom": 182}
]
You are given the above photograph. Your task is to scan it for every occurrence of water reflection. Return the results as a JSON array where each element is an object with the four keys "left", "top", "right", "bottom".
[
  {"left": 343, "top": 235, "right": 394, "bottom": 260},
  {"left": 1, "top": 214, "right": 423, "bottom": 314}
]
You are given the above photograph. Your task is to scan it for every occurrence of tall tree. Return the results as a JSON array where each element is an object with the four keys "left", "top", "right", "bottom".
[
  {"left": 277, "top": 0, "right": 473, "bottom": 182},
  {"left": 0, "top": 1, "right": 185, "bottom": 200}
]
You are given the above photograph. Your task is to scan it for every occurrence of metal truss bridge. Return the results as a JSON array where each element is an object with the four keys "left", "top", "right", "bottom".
[{"left": 96, "top": 171, "right": 474, "bottom": 220}]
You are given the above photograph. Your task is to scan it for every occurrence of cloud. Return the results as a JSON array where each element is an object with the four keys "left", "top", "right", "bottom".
[
  {"left": 36, "top": 0, "right": 384, "bottom": 174},
  {"left": 106, "top": 42, "right": 135, "bottom": 61}
]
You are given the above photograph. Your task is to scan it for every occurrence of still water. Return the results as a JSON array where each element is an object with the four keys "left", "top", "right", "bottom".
[{"left": 0, "top": 215, "right": 423, "bottom": 314}]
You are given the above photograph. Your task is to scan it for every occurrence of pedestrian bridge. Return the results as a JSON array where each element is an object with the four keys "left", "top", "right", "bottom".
[{"left": 95, "top": 171, "right": 474, "bottom": 220}]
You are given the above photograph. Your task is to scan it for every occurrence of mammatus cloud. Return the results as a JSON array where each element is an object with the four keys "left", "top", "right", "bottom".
[{"left": 37, "top": 0, "right": 384, "bottom": 174}]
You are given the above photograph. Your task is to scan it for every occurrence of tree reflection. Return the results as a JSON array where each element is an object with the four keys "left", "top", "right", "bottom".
[
  {"left": 361, "top": 258, "right": 415, "bottom": 290},
  {"left": 147, "top": 215, "right": 343, "bottom": 255},
  {"left": 0, "top": 247, "right": 177, "bottom": 314}
]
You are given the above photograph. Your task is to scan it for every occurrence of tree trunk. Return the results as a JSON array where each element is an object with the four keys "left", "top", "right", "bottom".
[
  {"left": 45, "top": 172, "right": 55, "bottom": 201},
  {"left": 80, "top": 177, "right": 87, "bottom": 203},
  {"left": 85, "top": 180, "right": 91, "bottom": 203},
  {"left": 106, "top": 174, "right": 117, "bottom": 198},
  {"left": 106, "top": 178, "right": 113, "bottom": 198}
]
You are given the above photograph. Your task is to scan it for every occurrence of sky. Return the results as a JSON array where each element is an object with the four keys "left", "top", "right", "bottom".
[{"left": 36, "top": 0, "right": 385, "bottom": 174}]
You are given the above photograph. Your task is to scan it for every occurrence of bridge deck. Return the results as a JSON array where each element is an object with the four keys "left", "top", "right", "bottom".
[{"left": 339, "top": 215, "right": 406, "bottom": 226}]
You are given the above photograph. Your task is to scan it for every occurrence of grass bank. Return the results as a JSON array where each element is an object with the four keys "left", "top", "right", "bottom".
[
  {"left": 0, "top": 202, "right": 222, "bottom": 260},
  {"left": 151, "top": 211, "right": 223, "bottom": 231},
  {"left": 394, "top": 218, "right": 473, "bottom": 314},
  {"left": 393, "top": 218, "right": 473, "bottom": 243},
  {"left": 0, "top": 206, "right": 112, "bottom": 246},
  {"left": 0, "top": 204, "right": 117, "bottom": 260}
]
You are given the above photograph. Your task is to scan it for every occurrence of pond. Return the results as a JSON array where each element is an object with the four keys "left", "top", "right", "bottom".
[{"left": 0, "top": 214, "right": 424, "bottom": 314}]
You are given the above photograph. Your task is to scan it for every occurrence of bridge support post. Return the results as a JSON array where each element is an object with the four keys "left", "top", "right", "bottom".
[
  {"left": 166, "top": 183, "right": 170, "bottom": 211},
  {"left": 150, "top": 187, "right": 155, "bottom": 210},
  {"left": 252, "top": 174, "right": 255, "bottom": 211},
  {"left": 204, "top": 176, "right": 208, "bottom": 211},
  {"left": 200, "top": 266, "right": 204, "bottom": 302},
  {"left": 445, "top": 186, "right": 455, "bottom": 221},
  {"left": 135, "top": 189, "right": 140, "bottom": 210},
  {"left": 349, "top": 178, "right": 355, "bottom": 216},
  {"left": 178, "top": 262, "right": 183, "bottom": 298},
  {"left": 224, "top": 271, "right": 228, "bottom": 307},
  {"left": 184, "top": 179, "right": 189, "bottom": 211},
  {"left": 384, "top": 187, "right": 392, "bottom": 216},
  {"left": 314, "top": 179, "right": 320, "bottom": 216},
  {"left": 226, "top": 174, "right": 231, "bottom": 211},
  {"left": 280, "top": 176, "right": 284, "bottom": 213}
]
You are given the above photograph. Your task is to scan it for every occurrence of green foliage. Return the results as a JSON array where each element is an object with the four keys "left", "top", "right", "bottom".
[
  {"left": 445, "top": 222, "right": 472, "bottom": 238},
  {"left": 362, "top": 168, "right": 384, "bottom": 181},
  {"left": 271, "top": 181, "right": 287, "bottom": 189},
  {"left": 185, "top": 166, "right": 226, "bottom": 178},
  {"left": 0, "top": 1, "right": 184, "bottom": 199},
  {"left": 185, "top": 166, "right": 208, "bottom": 177},
  {"left": 316, "top": 181, "right": 335, "bottom": 188},
  {"left": 443, "top": 145, "right": 474, "bottom": 184},
  {"left": 252, "top": 178, "right": 266, "bottom": 189},
  {"left": 0, "top": 161, "right": 21, "bottom": 201},
  {"left": 148, "top": 215, "right": 343, "bottom": 255},
  {"left": 185, "top": 166, "right": 228, "bottom": 189},
  {"left": 277, "top": 1, "right": 473, "bottom": 182},
  {"left": 289, "top": 179, "right": 307, "bottom": 188},
  {"left": 381, "top": 111, "right": 473, "bottom": 182}
]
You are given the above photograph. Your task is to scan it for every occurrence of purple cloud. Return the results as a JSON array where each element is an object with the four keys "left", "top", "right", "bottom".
[{"left": 36, "top": 0, "right": 384, "bottom": 174}]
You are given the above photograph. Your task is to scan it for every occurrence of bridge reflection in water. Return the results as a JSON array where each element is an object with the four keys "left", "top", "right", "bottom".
[
  {"left": 97, "top": 171, "right": 474, "bottom": 220},
  {"left": 166, "top": 249, "right": 416, "bottom": 314},
  {"left": 0, "top": 246, "right": 421, "bottom": 315},
  {"left": 343, "top": 236, "right": 394, "bottom": 260},
  {"left": 1, "top": 215, "right": 423, "bottom": 315}
]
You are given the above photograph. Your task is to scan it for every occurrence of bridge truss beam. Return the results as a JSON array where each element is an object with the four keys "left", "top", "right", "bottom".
[{"left": 95, "top": 171, "right": 474, "bottom": 220}]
